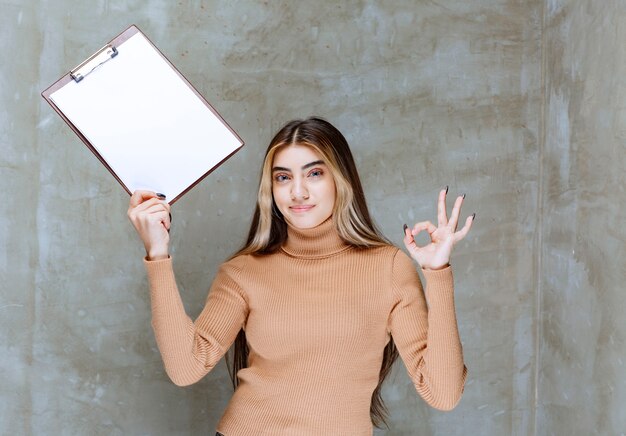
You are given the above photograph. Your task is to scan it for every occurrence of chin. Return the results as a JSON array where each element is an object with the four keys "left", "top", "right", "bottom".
[
  {"left": 288, "top": 221, "right": 317, "bottom": 230},
  {"left": 287, "top": 216, "right": 326, "bottom": 229}
]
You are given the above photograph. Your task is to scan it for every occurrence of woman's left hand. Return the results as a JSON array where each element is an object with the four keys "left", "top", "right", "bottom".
[{"left": 403, "top": 187, "right": 475, "bottom": 270}]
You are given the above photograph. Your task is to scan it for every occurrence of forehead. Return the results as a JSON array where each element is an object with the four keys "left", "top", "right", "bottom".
[{"left": 272, "top": 144, "right": 324, "bottom": 169}]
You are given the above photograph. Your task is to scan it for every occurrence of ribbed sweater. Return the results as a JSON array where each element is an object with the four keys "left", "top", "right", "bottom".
[{"left": 144, "top": 218, "right": 467, "bottom": 435}]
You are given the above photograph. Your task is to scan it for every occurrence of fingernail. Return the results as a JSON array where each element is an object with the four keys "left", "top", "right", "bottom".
[
  {"left": 472, "top": 212, "right": 476, "bottom": 221},
  {"left": 445, "top": 185, "right": 449, "bottom": 194},
  {"left": 156, "top": 193, "right": 166, "bottom": 199},
  {"left": 462, "top": 193, "right": 466, "bottom": 199},
  {"left": 403, "top": 223, "right": 408, "bottom": 234},
  {"left": 169, "top": 212, "right": 172, "bottom": 223}
]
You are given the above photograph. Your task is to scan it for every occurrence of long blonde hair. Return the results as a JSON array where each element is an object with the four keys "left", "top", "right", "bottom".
[{"left": 228, "top": 117, "right": 399, "bottom": 428}]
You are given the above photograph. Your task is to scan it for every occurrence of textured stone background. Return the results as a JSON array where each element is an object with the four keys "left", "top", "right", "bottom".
[{"left": 0, "top": 0, "right": 623, "bottom": 434}]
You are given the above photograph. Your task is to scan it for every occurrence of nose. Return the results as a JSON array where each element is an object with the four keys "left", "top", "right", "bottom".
[{"left": 291, "top": 177, "right": 309, "bottom": 200}]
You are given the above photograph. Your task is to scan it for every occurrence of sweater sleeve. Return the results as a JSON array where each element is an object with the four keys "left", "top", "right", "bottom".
[
  {"left": 387, "top": 249, "right": 467, "bottom": 411},
  {"left": 144, "top": 256, "right": 249, "bottom": 387}
]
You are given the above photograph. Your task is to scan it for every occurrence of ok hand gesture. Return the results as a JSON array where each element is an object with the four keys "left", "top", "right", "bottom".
[{"left": 403, "top": 187, "right": 475, "bottom": 270}]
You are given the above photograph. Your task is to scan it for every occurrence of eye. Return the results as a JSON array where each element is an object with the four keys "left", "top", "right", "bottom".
[
  {"left": 308, "top": 169, "right": 324, "bottom": 178},
  {"left": 274, "top": 173, "right": 290, "bottom": 183}
]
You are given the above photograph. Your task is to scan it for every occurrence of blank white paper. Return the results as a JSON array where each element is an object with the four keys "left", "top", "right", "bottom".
[{"left": 50, "top": 32, "right": 243, "bottom": 201}]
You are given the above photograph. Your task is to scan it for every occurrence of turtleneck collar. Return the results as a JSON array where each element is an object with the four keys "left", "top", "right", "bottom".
[{"left": 281, "top": 217, "right": 351, "bottom": 259}]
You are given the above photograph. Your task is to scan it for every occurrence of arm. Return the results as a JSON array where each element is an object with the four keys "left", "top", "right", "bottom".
[
  {"left": 126, "top": 190, "right": 247, "bottom": 386},
  {"left": 144, "top": 256, "right": 248, "bottom": 386},
  {"left": 388, "top": 250, "right": 467, "bottom": 411}
]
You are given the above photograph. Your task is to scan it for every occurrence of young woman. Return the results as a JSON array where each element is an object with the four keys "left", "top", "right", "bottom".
[{"left": 128, "top": 117, "right": 473, "bottom": 435}]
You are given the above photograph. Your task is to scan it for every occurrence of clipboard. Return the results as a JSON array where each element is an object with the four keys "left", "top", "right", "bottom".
[{"left": 41, "top": 25, "right": 244, "bottom": 204}]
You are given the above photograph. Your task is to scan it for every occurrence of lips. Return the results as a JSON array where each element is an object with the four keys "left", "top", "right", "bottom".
[{"left": 290, "top": 205, "right": 315, "bottom": 213}]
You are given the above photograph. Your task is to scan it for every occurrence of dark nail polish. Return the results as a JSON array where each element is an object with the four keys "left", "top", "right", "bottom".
[
  {"left": 445, "top": 185, "right": 449, "bottom": 194},
  {"left": 169, "top": 213, "right": 172, "bottom": 222},
  {"left": 156, "top": 193, "right": 166, "bottom": 199},
  {"left": 403, "top": 223, "right": 408, "bottom": 234},
  {"left": 462, "top": 193, "right": 466, "bottom": 199},
  {"left": 472, "top": 212, "right": 476, "bottom": 221}
]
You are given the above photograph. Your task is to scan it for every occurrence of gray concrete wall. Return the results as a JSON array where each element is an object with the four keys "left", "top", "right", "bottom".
[
  {"left": 539, "top": 1, "right": 626, "bottom": 435},
  {"left": 0, "top": 0, "right": 622, "bottom": 435}
]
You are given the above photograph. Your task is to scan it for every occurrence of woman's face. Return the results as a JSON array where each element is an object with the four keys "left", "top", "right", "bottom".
[{"left": 271, "top": 144, "right": 336, "bottom": 229}]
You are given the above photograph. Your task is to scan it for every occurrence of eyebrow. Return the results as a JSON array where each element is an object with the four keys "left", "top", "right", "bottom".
[{"left": 272, "top": 160, "right": 325, "bottom": 172}]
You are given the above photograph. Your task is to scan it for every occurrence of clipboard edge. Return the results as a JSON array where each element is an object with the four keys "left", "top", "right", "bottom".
[
  {"left": 167, "top": 143, "right": 245, "bottom": 206},
  {"left": 40, "top": 95, "right": 134, "bottom": 197},
  {"left": 136, "top": 28, "right": 245, "bottom": 149}
]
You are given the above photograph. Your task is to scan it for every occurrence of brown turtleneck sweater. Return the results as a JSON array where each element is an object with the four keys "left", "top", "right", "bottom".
[{"left": 144, "top": 218, "right": 467, "bottom": 435}]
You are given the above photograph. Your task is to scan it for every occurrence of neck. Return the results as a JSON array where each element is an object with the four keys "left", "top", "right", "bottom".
[{"left": 281, "top": 218, "right": 351, "bottom": 259}]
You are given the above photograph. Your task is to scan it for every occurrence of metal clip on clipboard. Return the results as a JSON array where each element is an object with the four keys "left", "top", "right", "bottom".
[{"left": 70, "top": 44, "right": 118, "bottom": 83}]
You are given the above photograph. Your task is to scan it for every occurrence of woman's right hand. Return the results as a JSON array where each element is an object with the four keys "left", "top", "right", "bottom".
[{"left": 127, "top": 190, "right": 171, "bottom": 260}]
